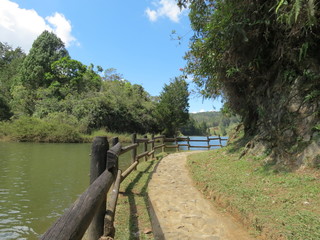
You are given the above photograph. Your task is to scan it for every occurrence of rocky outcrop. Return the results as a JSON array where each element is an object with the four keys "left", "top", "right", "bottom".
[{"left": 240, "top": 76, "right": 320, "bottom": 168}]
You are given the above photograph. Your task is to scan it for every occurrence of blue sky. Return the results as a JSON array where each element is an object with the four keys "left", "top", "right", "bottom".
[{"left": 0, "top": 0, "right": 223, "bottom": 112}]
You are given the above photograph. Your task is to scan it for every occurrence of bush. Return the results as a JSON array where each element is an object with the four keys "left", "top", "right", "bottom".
[{"left": 0, "top": 116, "right": 82, "bottom": 142}]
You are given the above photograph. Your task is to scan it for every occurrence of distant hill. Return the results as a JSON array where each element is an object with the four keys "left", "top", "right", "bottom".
[
  {"left": 190, "top": 111, "right": 222, "bottom": 127},
  {"left": 180, "top": 111, "right": 240, "bottom": 136}
]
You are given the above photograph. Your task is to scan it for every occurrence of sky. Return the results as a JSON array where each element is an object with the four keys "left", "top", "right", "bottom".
[{"left": 0, "top": 0, "right": 223, "bottom": 112}]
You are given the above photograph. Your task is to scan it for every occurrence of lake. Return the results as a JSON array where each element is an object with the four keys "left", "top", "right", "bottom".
[{"left": 0, "top": 136, "right": 227, "bottom": 239}]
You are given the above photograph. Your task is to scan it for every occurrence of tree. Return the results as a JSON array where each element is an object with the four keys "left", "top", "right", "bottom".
[
  {"left": 180, "top": 0, "right": 320, "bottom": 133},
  {"left": 0, "top": 95, "right": 11, "bottom": 120},
  {"left": 156, "top": 77, "right": 189, "bottom": 137},
  {"left": 178, "top": 0, "right": 320, "bottom": 165},
  {"left": 20, "top": 30, "right": 69, "bottom": 89},
  {"left": 0, "top": 42, "right": 25, "bottom": 119},
  {"left": 102, "top": 68, "right": 124, "bottom": 81},
  {"left": 48, "top": 57, "right": 86, "bottom": 97}
]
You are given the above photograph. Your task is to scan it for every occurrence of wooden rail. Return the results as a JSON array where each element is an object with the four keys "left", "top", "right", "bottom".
[
  {"left": 41, "top": 134, "right": 227, "bottom": 240},
  {"left": 163, "top": 135, "right": 227, "bottom": 151}
]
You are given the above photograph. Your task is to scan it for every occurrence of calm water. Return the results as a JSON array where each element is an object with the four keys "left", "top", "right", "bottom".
[{"left": 0, "top": 137, "right": 226, "bottom": 239}]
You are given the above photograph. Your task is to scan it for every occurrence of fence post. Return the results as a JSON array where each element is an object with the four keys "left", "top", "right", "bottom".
[
  {"left": 111, "top": 137, "right": 119, "bottom": 147},
  {"left": 175, "top": 135, "right": 179, "bottom": 152},
  {"left": 187, "top": 136, "right": 190, "bottom": 150},
  {"left": 144, "top": 135, "right": 148, "bottom": 161},
  {"left": 219, "top": 134, "right": 222, "bottom": 148},
  {"left": 207, "top": 136, "right": 210, "bottom": 149},
  {"left": 110, "top": 137, "right": 119, "bottom": 171},
  {"left": 162, "top": 136, "right": 165, "bottom": 153},
  {"left": 88, "top": 136, "right": 109, "bottom": 240},
  {"left": 151, "top": 134, "right": 155, "bottom": 159},
  {"left": 131, "top": 133, "right": 137, "bottom": 169},
  {"left": 104, "top": 140, "right": 121, "bottom": 238}
]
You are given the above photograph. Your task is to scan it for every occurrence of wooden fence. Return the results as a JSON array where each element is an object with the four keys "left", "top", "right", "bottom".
[
  {"left": 40, "top": 134, "right": 227, "bottom": 240},
  {"left": 163, "top": 135, "right": 227, "bottom": 150}
]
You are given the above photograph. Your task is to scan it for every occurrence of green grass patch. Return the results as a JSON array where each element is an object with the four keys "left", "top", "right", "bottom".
[
  {"left": 187, "top": 146, "right": 320, "bottom": 239},
  {"left": 114, "top": 159, "right": 158, "bottom": 240}
]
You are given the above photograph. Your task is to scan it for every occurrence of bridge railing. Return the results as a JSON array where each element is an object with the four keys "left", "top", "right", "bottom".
[{"left": 40, "top": 134, "right": 227, "bottom": 240}]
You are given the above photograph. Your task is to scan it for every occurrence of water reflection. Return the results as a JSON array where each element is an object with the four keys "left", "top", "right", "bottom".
[{"left": 0, "top": 142, "right": 91, "bottom": 239}]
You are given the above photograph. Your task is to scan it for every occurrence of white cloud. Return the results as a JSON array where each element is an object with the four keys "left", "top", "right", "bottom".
[
  {"left": 145, "top": 0, "right": 186, "bottom": 23},
  {"left": 145, "top": 8, "right": 158, "bottom": 22},
  {"left": 191, "top": 109, "right": 217, "bottom": 114},
  {"left": 46, "top": 13, "right": 77, "bottom": 47},
  {"left": 0, "top": 0, "right": 78, "bottom": 52}
]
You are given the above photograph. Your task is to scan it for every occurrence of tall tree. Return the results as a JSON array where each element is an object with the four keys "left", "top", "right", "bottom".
[
  {"left": 0, "top": 42, "right": 25, "bottom": 119},
  {"left": 20, "top": 30, "right": 69, "bottom": 89},
  {"left": 156, "top": 77, "right": 189, "bottom": 137}
]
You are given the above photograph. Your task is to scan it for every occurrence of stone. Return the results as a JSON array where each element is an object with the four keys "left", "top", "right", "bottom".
[
  {"left": 143, "top": 228, "right": 152, "bottom": 234},
  {"left": 304, "top": 135, "right": 312, "bottom": 142},
  {"left": 283, "top": 129, "right": 294, "bottom": 139},
  {"left": 287, "top": 100, "right": 300, "bottom": 112}
]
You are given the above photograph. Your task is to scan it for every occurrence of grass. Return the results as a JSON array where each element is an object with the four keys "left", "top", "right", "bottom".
[
  {"left": 187, "top": 145, "right": 320, "bottom": 239},
  {"left": 113, "top": 156, "right": 164, "bottom": 240}
]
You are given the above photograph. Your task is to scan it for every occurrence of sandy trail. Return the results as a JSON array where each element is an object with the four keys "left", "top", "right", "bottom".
[{"left": 148, "top": 152, "right": 254, "bottom": 240}]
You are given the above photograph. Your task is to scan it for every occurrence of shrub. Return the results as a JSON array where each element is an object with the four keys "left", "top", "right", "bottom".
[{"left": 0, "top": 116, "right": 82, "bottom": 142}]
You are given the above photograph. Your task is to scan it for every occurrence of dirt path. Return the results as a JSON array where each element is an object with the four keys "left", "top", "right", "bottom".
[{"left": 148, "top": 152, "right": 254, "bottom": 240}]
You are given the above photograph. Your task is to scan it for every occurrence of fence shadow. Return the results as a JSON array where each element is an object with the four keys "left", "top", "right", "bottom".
[{"left": 120, "top": 160, "right": 159, "bottom": 240}]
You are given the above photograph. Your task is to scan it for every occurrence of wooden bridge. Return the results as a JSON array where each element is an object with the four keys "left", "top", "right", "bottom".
[{"left": 40, "top": 134, "right": 227, "bottom": 240}]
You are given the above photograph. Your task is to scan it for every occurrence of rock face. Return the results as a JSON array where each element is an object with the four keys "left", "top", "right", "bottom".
[{"left": 242, "top": 76, "right": 320, "bottom": 168}]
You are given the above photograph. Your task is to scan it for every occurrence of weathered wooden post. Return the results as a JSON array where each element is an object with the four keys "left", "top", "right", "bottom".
[
  {"left": 88, "top": 136, "right": 109, "bottom": 240},
  {"left": 161, "top": 136, "right": 165, "bottom": 153},
  {"left": 219, "top": 134, "right": 222, "bottom": 148},
  {"left": 108, "top": 137, "right": 119, "bottom": 192},
  {"left": 207, "top": 136, "right": 210, "bottom": 149},
  {"left": 111, "top": 137, "right": 119, "bottom": 147},
  {"left": 151, "top": 134, "right": 155, "bottom": 159},
  {"left": 104, "top": 141, "right": 121, "bottom": 238},
  {"left": 131, "top": 133, "right": 137, "bottom": 171},
  {"left": 175, "top": 135, "right": 179, "bottom": 152},
  {"left": 110, "top": 137, "right": 119, "bottom": 172},
  {"left": 187, "top": 136, "right": 190, "bottom": 150},
  {"left": 144, "top": 135, "right": 148, "bottom": 161}
]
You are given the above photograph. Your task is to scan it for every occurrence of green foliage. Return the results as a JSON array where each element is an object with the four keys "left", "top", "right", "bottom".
[
  {"left": 0, "top": 95, "right": 12, "bottom": 120},
  {"left": 0, "top": 42, "right": 25, "bottom": 119},
  {"left": 20, "top": 30, "right": 69, "bottom": 89},
  {"left": 45, "top": 56, "right": 87, "bottom": 97},
  {"left": 180, "top": 117, "right": 208, "bottom": 136},
  {"left": 304, "top": 89, "right": 320, "bottom": 103},
  {"left": 178, "top": 0, "right": 320, "bottom": 165},
  {"left": 41, "top": 56, "right": 102, "bottom": 100},
  {"left": 185, "top": 111, "right": 240, "bottom": 136},
  {"left": 0, "top": 31, "right": 193, "bottom": 142},
  {"left": 156, "top": 77, "right": 189, "bottom": 137},
  {"left": 0, "top": 116, "right": 82, "bottom": 142},
  {"left": 10, "top": 85, "right": 35, "bottom": 116}
]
